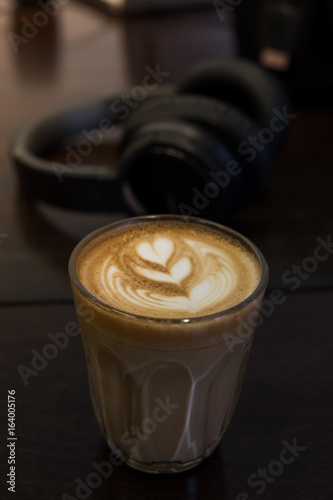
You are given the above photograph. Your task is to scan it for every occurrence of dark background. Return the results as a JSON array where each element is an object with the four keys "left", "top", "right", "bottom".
[{"left": 0, "top": 1, "right": 332, "bottom": 499}]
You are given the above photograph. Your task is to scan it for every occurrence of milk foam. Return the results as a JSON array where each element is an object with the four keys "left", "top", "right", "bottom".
[{"left": 77, "top": 220, "right": 260, "bottom": 318}]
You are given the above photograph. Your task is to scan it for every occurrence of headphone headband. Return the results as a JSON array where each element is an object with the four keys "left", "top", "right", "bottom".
[{"left": 11, "top": 88, "right": 174, "bottom": 212}]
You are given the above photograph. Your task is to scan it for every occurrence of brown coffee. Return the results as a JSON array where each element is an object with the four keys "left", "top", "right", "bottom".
[{"left": 69, "top": 216, "right": 268, "bottom": 473}]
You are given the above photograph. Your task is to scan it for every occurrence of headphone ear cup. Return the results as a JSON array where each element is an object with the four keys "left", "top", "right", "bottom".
[
  {"left": 177, "top": 58, "right": 290, "bottom": 156},
  {"left": 121, "top": 94, "right": 271, "bottom": 219},
  {"left": 119, "top": 119, "right": 242, "bottom": 221}
]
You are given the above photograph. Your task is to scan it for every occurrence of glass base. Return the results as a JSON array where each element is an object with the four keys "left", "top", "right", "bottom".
[{"left": 107, "top": 431, "right": 224, "bottom": 474}]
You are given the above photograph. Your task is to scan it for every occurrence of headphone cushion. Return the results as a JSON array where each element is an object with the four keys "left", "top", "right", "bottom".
[{"left": 177, "top": 59, "right": 290, "bottom": 155}]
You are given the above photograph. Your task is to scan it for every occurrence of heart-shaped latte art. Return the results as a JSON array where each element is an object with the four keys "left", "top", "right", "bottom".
[
  {"left": 170, "top": 257, "right": 192, "bottom": 283},
  {"left": 137, "top": 237, "right": 174, "bottom": 266},
  {"left": 78, "top": 222, "right": 259, "bottom": 318},
  {"left": 136, "top": 256, "right": 192, "bottom": 284},
  {"left": 101, "top": 234, "right": 239, "bottom": 315}
]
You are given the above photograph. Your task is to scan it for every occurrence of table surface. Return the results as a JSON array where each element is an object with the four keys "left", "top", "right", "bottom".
[{"left": 0, "top": 1, "right": 333, "bottom": 499}]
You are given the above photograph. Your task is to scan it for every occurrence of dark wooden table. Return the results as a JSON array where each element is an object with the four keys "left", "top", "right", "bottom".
[{"left": 1, "top": 1, "right": 333, "bottom": 499}]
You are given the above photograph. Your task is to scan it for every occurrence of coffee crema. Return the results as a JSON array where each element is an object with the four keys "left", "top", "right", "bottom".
[{"left": 76, "top": 219, "right": 261, "bottom": 319}]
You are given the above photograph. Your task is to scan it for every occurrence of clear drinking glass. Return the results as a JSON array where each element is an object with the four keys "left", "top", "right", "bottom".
[{"left": 69, "top": 215, "right": 269, "bottom": 473}]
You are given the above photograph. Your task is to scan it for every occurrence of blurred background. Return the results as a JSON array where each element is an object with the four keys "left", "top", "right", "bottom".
[
  {"left": 1, "top": 3, "right": 333, "bottom": 500},
  {"left": 1, "top": 0, "right": 332, "bottom": 301}
]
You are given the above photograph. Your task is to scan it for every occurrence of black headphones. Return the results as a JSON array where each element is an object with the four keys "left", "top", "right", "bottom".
[{"left": 11, "top": 59, "right": 290, "bottom": 223}]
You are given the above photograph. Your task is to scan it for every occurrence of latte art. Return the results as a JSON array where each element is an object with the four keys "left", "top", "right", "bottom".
[
  {"left": 102, "top": 236, "right": 239, "bottom": 314},
  {"left": 77, "top": 220, "right": 261, "bottom": 318}
]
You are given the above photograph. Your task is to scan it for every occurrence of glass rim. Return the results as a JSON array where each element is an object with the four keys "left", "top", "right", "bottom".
[{"left": 68, "top": 214, "right": 269, "bottom": 324}]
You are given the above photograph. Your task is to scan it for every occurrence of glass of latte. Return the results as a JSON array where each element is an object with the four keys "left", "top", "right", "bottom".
[{"left": 69, "top": 215, "right": 268, "bottom": 473}]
